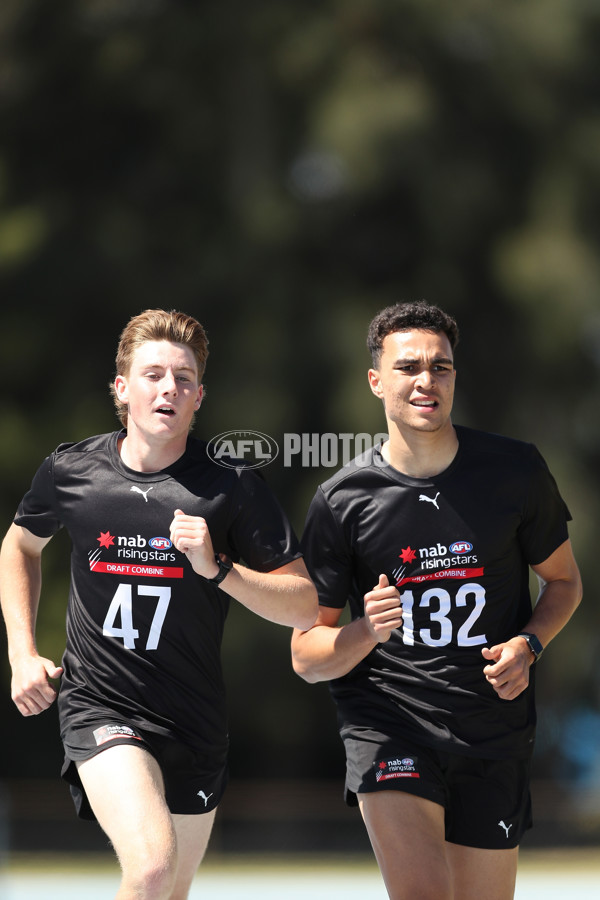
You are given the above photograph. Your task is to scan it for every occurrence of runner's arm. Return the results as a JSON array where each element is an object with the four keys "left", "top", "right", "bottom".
[
  {"left": 0, "top": 523, "right": 63, "bottom": 716},
  {"left": 482, "top": 539, "right": 582, "bottom": 700},
  {"left": 169, "top": 510, "right": 318, "bottom": 630},
  {"left": 291, "top": 574, "right": 403, "bottom": 683},
  {"left": 218, "top": 556, "right": 318, "bottom": 630},
  {"left": 525, "top": 538, "right": 582, "bottom": 647}
]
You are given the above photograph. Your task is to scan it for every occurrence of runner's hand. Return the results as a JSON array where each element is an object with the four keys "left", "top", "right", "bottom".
[
  {"left": 364, "top": 574, "right": 403, "bottom": 643},
  {"left": 482, "top": 640, "right": 532, "bottom": 700},
  {"left": 11, "top": 655, "right": 63, "bottom": 716},
  {"left": 169, "top": 509, "right": 220, "bottom": 579}
]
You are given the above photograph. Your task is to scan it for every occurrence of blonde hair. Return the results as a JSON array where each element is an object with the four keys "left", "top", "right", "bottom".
[{"left": 110, "top": 309, "right": 209, "bottom": 427}]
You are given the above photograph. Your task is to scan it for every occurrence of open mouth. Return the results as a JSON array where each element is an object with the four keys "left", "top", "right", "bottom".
[
  {"left": 156, "top": 407, "right": 176, "bottom": 416},
  {"left": 411, "top": 399, "right": 438, "bottom": 409}
]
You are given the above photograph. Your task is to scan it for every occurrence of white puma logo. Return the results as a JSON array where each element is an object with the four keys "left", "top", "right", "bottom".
[
  {"left": 498, "top": 820, "right": 513, "bottom": 838},
  {"left": 419, "top": 492, "right": 440, "bottom": 510},
  {"left": 197, "top": 790, "right": 213, "bottom": 807},
  {"left": 130, "top": 485, "right": 153, "bottom": 502}
]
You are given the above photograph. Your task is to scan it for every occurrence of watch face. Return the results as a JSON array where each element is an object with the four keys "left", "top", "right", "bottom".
[
  {"left": 530, "top": 635, "right": 543, "bottom": 657},
  {"left": 521, "top": 632, "right": 543, "bottom": 659}
]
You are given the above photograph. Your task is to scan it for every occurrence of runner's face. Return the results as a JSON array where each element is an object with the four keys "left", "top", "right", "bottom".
[
  {"left": 368, "top": 330, "right": 456, "bottom": 434},
  {"left": 115, "top": 340, "right": 203, "bottom": 444}
]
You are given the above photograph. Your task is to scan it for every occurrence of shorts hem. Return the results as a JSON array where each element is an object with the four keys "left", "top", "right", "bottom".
[{"left": 61, "top": 723, "right": 228, "bottom": 821}]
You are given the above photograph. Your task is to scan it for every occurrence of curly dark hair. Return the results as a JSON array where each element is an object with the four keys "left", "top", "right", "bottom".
[{"left": 367, "top": 301, "right": 459, "bottom": 367}]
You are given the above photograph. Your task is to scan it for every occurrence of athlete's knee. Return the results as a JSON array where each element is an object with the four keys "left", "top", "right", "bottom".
[
  {"left": 381, "top": 865, "right": 453, "bottom": 900},
  {"left": 373, "top": 837, "right": 453, "bottom": 900},
  {"left": 121, "top": 861, "right": 177, "bottom": 899},
  {"left": 119, "top": 837, "right": 179, "bottom": 899}
]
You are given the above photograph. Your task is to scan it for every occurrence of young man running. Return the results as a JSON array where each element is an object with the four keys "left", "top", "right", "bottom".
[
  {"left": 1, "top": 308, "right": 317, "bottom": 899},
  {"left": 292, "top": 301, "right": 581, "bottom": 900}
]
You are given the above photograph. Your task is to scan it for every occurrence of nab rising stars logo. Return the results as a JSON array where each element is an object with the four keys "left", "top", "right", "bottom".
[
  {"left": 88, "top": 529, "right": 181, "bottom": 579},
  {"left": 392, "top": 539, "right": 481, "bottom": 587},
  {"left": 375, "top": 757, "right": 419, "bottom": 783}
]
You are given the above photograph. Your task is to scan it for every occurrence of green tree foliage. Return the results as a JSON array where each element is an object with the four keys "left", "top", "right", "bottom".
[{"left": 1, "top": 0, "right": 598, "bottom": 788}]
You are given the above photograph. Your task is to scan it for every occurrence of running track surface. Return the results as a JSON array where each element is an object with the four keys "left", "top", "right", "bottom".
[{"left": 2, "top": 853, "right": 600, "bottom": 899}]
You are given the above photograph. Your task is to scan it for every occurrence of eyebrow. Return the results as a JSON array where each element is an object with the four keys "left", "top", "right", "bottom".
[
  {"left": 394, "top": 356, "right": 454, "bottom": 366},
  {"left": 143, "top": 361, "right": 196, "bottom": 370},
  {"left": 142, "top": 363, "right": 198, "bottom": 376}
]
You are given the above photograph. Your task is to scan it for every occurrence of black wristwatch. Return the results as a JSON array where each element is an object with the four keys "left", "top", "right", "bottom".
[
  {"left": 517, "top": 632, "right": 544, "bottom": 661},
  {"left": 204, "top": 553, "right": 233, "bottom": 585}
]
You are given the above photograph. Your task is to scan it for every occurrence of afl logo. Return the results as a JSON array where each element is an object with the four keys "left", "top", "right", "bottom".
[
  {"left": 149, "top": 536, "right": 173, "bottom": 550},
  {"left": 449, "top": 541, "right": 473, "bottom": 555},
  {"left": 207, "top": 430, "right": 279, "bottom": 469},
  {"left": 402, "top": 758, "right": 414, "bottom": 767}
]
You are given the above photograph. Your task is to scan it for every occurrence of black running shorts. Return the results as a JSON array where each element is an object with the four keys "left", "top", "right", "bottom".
[
  {"left": 342, "top": 728, "right": 532, "bottom": 849},
  {"left": 61, "top": 720, "right": 228, "bottom": 820}
]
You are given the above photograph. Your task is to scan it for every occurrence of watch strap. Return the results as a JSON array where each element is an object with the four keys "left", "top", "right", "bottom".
[
  {"left": 517, "top": 632, "right": 544, "bottom": 661},
  {"left": 205, "top": 553, "right": 233, "bottom": 585}
]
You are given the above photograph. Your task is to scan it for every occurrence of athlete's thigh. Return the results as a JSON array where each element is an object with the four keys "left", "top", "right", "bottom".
[
  {"left": 358, "top": 791, "right": 452, "bottom": 900},
  {"left": 171, "top": 810, "right": 217, "bottom": 897},
  {"left": 447, "top": 842, "right": 518, "bottom": 900},
  {"left": 77, "top": 743, "right": 175, "bottom": 860}
]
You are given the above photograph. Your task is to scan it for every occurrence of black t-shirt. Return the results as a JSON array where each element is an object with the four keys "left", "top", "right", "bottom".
[
  {"left": 301, "top": 426, "right": 571, "bottom": 759},
  {"left": 15, "top": 431, "right": 301, "bottom": 761}
]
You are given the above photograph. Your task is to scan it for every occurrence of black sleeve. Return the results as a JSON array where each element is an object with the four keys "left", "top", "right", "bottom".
[
  {"left": 301, "top": 486, "right": 352, "bottom": 609},
  {"left": 518, "top": 445, "right": 571, "bottom": 566},
  {"left": 227, "top": 468, "right": 302, "bottom": 572},
  {"left": 14, "top": 453, "right": 63, "bottom": 538}
]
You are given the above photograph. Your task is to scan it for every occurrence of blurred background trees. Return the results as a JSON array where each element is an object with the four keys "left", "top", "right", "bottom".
[{"left": 1, "top": 0, "right": 599, "bottom": 846}]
